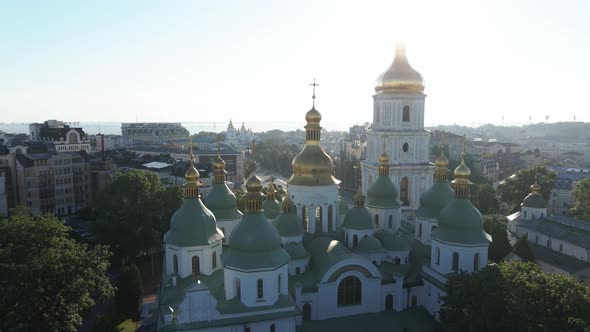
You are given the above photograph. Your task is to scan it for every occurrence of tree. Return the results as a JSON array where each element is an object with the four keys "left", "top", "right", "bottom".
[
  {"left": 471, "top": 184, "right": 500, "bottom": 214},
  {"left": 571, "top": 178, "right": 590, "bottom": 221},
  {"left": 92, "top": 170, "right": 183, "bottom": 262},
  {"left": 442, "top": 261, "right": 590, "bottom": 332},
  {"left": 0, "top": 212, "right": 114, "bottom": 332},
  {"left": 116, "top": 264, "right": 143, "bottom": 319},
  {"left": 496, "top": 166, "right": 555, "bottom": 213},
  {"left": 483, "top": 216, "right": 512, "bottom": 262},
  {"left": 512, "top": 236, "right": 535, "bottom": 262}
]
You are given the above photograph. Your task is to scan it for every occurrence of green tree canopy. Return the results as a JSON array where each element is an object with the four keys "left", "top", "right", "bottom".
[
  {"left": 513, "top": 236, "right": 535, "bottom": 262},
  {"left": 496, "top": 166, "right": 555, "bottom": 213},
  {"left": 443, "top": 261, "right": 590, "bottom": 332},
  {"left": 483, "top": 216, "right": 512, "bottom": 262},
  {"left": 471, "top": 184, "right": 500, "bottom": 214},
  {"left": 0, "top": 211, "right": 114, "bottom": 332},
  {"left": 571, "top": 177, "right": 590, "bottom": 221},
  {"left": 116, "top": 264, "right": 143, "bottom": 319},
  {"left": 92, "top": 170, "right": 183, "bottom": 262}
]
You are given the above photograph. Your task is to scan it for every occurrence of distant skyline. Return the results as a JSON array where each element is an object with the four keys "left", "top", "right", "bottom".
[{"left": 1, "top": 0, "right": 589, "bottom": 128}]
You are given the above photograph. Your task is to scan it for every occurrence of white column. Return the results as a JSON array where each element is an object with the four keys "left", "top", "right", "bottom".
[
  {"left": 322, "top": 206, "right": 328, "bottom": 232},
  {"left": 309, "top": 206, "right": 316, "bottom": 234}
]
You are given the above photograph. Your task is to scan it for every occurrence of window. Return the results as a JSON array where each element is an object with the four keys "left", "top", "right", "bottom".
[
  {"left": 388, "top": 215, "right": 393, "bottom": 228},
  {"left": 278, "top": 274, "right": 281, "bottom": 294},
  {"left": 173, "top": 255, "right": 179, "bottom": 274},
  {"left": 353, "top": 234, "right": 358, "bottom": 248},
  {"left": 535, "top": 236, "right": 539, "bottom": 244},
  {"left": 473, "top": 253, "right": 479, "bottom": 271},
  {"left": 524, "top": 211, "right": 528, "bottom": 218},
  {"left": 212, "top": 251, "right": 217, "bottom": 269},
  {"left": 375, "top": 214, "right": 379, "bottom": 227},
  {"left": 403, "top": 105, "right": 411, "bottom": 122},
  {"left": 192, "top": 256, "right": 200, "bottom": 275},
  {"left": 296, "top": 267, "right": 301, "bottom": 274},
  {"left": 452, "top": 252, "right": 459, "bottom": 271},
  {"left": 270, "top": 324, "right": 275, "bottom": 332},
  {"left": 328, "top": 205, "right": 333, "bottom": 231},
  {"left": 559, "top": 243, "right": 563, "bottom": 252},
  {"left": 302, "top": 207, "right": 309, "bottom": 232},
  {"left": 337, "top": 276, "right": 362, "bottom": 306},
  {"left": 400, "top": 177, "right": 409, "bottom": 206},
  {"left": 257, "top": 279, "right": 264, "bottom": 299},
  {"left": 403, "top": 143, "right": 409, "bottom": 152},
  {"left": 235, "top": 278, "right": 241, "bottom": 298},
  {"left": 547, "top": 238, "right": 551, "bottom": 248},
  {"left": 418, "top": 223, "right": 423, "bottom": 238},
  {"left": 435, "top": 247, "right": 440, "bottom": 265}
]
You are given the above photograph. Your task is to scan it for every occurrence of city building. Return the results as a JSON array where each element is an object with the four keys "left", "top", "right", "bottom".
[
  {"left": 548, "top": 171, "right": 590, "bottom": 215},
  {"left": 15, "top": 152, "right": 92, "bottom": 216},
  {"left": 157, "top": 74, "right": 491, "bottom": 329},
  {"left": 226, "top": 120, "right": 257, "bottom": 147},
  {"left": 121, "top": 122, "right": 190, "bottom": 144},
  {"left": 29, "top": 120, "right": 91, "bottom": 153},
  {"left": 362, "top": 45, "right": 433, "bottom": 210}
]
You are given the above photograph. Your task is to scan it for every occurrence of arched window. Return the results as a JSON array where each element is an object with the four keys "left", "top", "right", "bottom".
[
  {"left": 452, "top": 252, "right": 459, "bottom": 271},
  {"left": 403, "top": 105, "right": 411, "bottom": 122},
  {"left": 385, "top": 294, "right": 394, "bottom": 310},
  {"left": 270, "top": 324, "right": 276, "bottom": 332},
  {"left": 235, "top": 278, "right": 241, "bottom": 298},
  {"left": 328, "top": 205, "right": 333, "bottom": 231},
  {"left": 337, "top": 276, "right": 362, "bottom": 306},
  {"left": 403, "top": 142, "right": 409, "bottom": 152},
  {"left": 302, "top": 207, "right": 309, "bottom": 232},
  {"left": 418, "top": 223, "right": 423, "bottom": 238},
  {"left": 375, "top": 214, "right": 379, "bottom": 227},
  {"left": 257, "top": 279, "right": 264, "bottom": 299},
  {"left": 473, "top": 253, "right": 479, "bottom": 271},
  {"left": 388, "top": 215, "right": 393, "bottom": 228},
  {"left": 315, "top": 206, "right": 322, "bottom": 232},
  {"left": 353, "top": 234, "right": 358, "bottom": 248},
  {"left": 296, "top": 267, "right": 301, "bottom": 274},
  {"left": 435, "top": 247, "right": 440, "bottom": 265},
  {"left": 68, "top": 132, "right": 78, "bottom": 143},
  {"left": 302, "top": 303, "right": 311, "bottom": 320},
  {"left": 400, "top": 177, "right": 409, "bottom": 206},
  {"left": 278, "top": 274, "right": 281, "bottom": 294},
  {"left": 212, "top": 252, "right": 217, "bottom": 269},
  {"left": 173, "top": 254, "right": 179, "bottom": 274},
  {"left": 524, "top": 210, "right": 528, "bottom": 218},
  {"left": 192, "top": 256, "right": 200, "bottom": 275}
]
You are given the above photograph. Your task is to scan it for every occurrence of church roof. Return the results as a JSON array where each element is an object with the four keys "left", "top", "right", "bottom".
[
  {"left": 416, "top": 182, "right": 453, "bottom": 219},
  {"left": 432, "top": 198, "right": 492, "bottom": 245},
  {"left": 164, "top": 198, "right": 223, "bottom": 247},
  {"left": 522, "top": 192, "right": 546, "bottom": 208},
  {"left": 365, "top": 175, "right": 401, "bottom": 208},
  {"left": 273, "top": 209, "right": 303, "bottom": 237},
  {"left": 262, "top": 197, "right": 281, "bottom": 220},
  {"left": 353, "top": 236, "right": 386, "bottom": 254},
  {"left": 283, "top": 242, "right": 310, "bottom": 260},
  {"left": 204, "top": 184, "right": 243, "bottom": 220},
  {"left": 342, "top": 206, "right": 374, "bottom": 230}
]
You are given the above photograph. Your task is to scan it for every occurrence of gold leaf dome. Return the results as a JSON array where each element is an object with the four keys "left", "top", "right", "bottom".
[
  {"left": 246, "top": 173, "right": 263, "bottom": 193},
  {"left": 213, "top": 155, "right": 225, "bottom": 170},
  {"left": 435, "top": 151, "right": 449, "bottom": 168},
  {"left": 379, "top": 152, "right": 390, "bottom": 164},
  {"left": 454, "top": 159, "right": 471, "bottom": 178},
  {"left": 305, "top": 107, "right": 322, "bottom": 124},
  {"left": 530, "top": 182, "right": 541, "bottom": 193},
  {"left": 185, "top": 164, "right": 200, "bottom": 182},
  {"left": 375, "top": 44, "right": 424, "bottom": 94}
]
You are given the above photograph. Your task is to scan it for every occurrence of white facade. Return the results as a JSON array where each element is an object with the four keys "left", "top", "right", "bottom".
[
  {"left": 165, "top": 243, "right": 223, "bottom": 278},
  {"left": 415, "top": 217, "right": 437, "bottom": 245},
  {"left": 289, "top": 184, "right": 339, "bottom": 234}
]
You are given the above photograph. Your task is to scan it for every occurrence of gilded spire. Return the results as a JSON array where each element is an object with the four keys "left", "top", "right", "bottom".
[
  {"left": 452, "top": 156, "right": 472, "bottom": 198},
  {"left": 434, "top": 149, "right": 450, "bottom": 182},
  {"left": 244, "top": 162, "right": 264, "bottom": 213},
  {"left": 305, "top": 79, "right": 322, "bottom": 142},
  {"left": 184, "top": 138, "right": 201, "bottom": 198},
  {"left": 530, "top": 175, "right": 541, "bottom": 193},
  {"left": 310, "top": 78, "right": 319, "bottom": 109},
  {"left": 378, "top": 151, "right": 390, "bottom": 176}
]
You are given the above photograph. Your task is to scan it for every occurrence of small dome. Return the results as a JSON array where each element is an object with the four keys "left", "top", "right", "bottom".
[
  {"left": 245, "top": 173, "right": 263, "bottom": 193},
  {"left": 164, "top": 199, "right": 223, "bottom": 247},
  {"left": 338, "top": 198, "right": 350, "bottom": 215},
  {"left": 185, "top": 164, "right": 200, "bottom": 182},
  {"left": 522, "top": 192, "right": 546, "bottom": 209},
  {"left": 375, "top": 44, "right": 424, "bottom": 94},
  {"left": 273, "top": 209, "right": 303, "bottom": 237},
  {"left": 379, "top": 152, "right": 390, "bottom": 164},
  {"left": 435, "top": 151, "right": 449, "bottom": 168},
  {"left": 289, "top": 145, "right": 338, "bottom": 186},
  {"left": 382, "top": 234, "right": 410, "bottom": 251},
  {"left": 212, "top": 155, "right": 225, "bottom": 170},
  {"left": 366, "top": 173, "right": 401, "bottom": 208},
  {"left": 353, "top": 236, "right": 385, "bottom": 253},
  {"left": 416, "top": 182, "right": 454, "bottom": 219},
  {"left": 262, "top": 196, "right": 281, "bottom": 220},
  {"left": 305, "top": 107, "right": 322, "bottom": 124},
  {"left": 433, "top": 199, "right": 491, "bottom": 245},
  {"left": 530, "top": 182, "right": 541, "bottom": 193},
  {"left": 454, "top": 159, "right": 471, "bottom": 178},
  {"left": 343, "top": 206, "right": 374, "bottom": 230}
]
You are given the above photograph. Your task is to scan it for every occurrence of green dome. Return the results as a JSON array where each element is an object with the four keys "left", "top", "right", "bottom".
[
  {"left": 283, "top": 242, "right": 310, "bottom": 260},
  {"left": 165, "top": 198, "right": 224, "bottom": 247},
  {"left": 365, "top": 175, "right": 401, "bottom": 208},
  {"left": 416, "top": 182, "right": 453, "bottom": 219},
  {"left": 223, "top": 212, "right": 290, "bottom": 270},
  {"left": 273, "top": 209, "right": 304, "bottom": 237},
  {"left": 522, "top": 192, "right": 546, "bottom": 208},
  {"left": 343, "top": 206, "right": 374, "bottom": 230},
  {"left": 382, "top": 234, "right": 410, "bottom": 251},
  {"left": 263, "top": 197, "right": 281, "bottom": 220},
  {"left": 373, "top": 228, "right": 394, "bottom": 241},
  {"left": 204, "top": 183, "right": 242, "bottom": 220},
  {"left": 353, "top": 236, "right": 385, "bottom": 253},
  {"left": 432, "top": 198, "right": 491, "bottom": 245}
]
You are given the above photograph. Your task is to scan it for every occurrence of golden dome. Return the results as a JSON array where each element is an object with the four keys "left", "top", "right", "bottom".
[
  {"left": 246, "top": 173, "right": 263, "bottom": 193},
  {"left": 305, "top": 107, "right": 322, "bottom": 124},
  {"left": 454, "top": 159, "right": 471, "bottom": 178},
  {"left": 375, "top": 44, "right": 424, "bottom": 94},
  {"left": 530, "top": 182, "right": 541, "bottom": 193},
  {"left": 435, "top": 151, "right": 449, "bottom": 168},
  {"left": 289, "top": 145, "right": 337, "bottom": 186},
  {"left": 379, "top": 152, "right": 390, "bottom": 164},
  {"left": 213, "top": 155, "right": 225, "bottom": 170},
  {"left": 185, "top": 164, "right": 200, "bottom": 182}
]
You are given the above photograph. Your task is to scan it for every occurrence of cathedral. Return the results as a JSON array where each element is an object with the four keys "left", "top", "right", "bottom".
[{"left": 156, "top": 46, "right": 491, "bottom": 331}]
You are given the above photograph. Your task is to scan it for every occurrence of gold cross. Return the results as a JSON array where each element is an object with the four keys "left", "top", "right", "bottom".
[{"left": 310, "top": 78, "right": 319, "bottom": 107}]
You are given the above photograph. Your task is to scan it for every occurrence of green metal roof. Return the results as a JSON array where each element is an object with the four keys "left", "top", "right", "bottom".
[
  {"left": 416, "top": 181, "right": 453, "bottom": 219},
  {"left": 164, "top": 198, "right": 224, "bottom": 247},
  {"left": 521, "top": 192, "right": 547, "bottom": 208},
  {"left": 365, "top": 175, "right": 401, "bottom": 208},
  {"left": 342, "top": 206, "right": 374, "bottom": 230},
  {"left": 353, "top": 236, "right": 386, "bottom": 254},
  {"left": 262, "top": 197, "right": 281, "bottom": 220},
  {"left": 204, "top": 183, "right": 242, "bottom": 220},
  {"left": 306, "top": 236, "right": 357, "bottom": 282},
  {"left": 223, "top": 212, "right": 290, "bottom": 270},
  {"left": 283, "top": 242, "right": 310, "bottom": 260},
  {"left": 432, "top": 198, "right": 492, "bottom": 245},
  {"left": 273, "top": 210, "right": 304, "bottom": 237},
  {"left": 381, "top": 234, "right": 410, "bottom": 251}
]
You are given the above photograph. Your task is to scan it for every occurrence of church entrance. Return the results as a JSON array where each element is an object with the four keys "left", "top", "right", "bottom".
[
  {"left": 385, "top": 294, "right": 394, "bottom": 310},
  {"left": 302, "top": 303, "right": 311, "bottom": 321}
]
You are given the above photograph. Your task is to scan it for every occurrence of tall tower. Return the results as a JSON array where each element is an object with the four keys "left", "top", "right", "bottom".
[{"left": 362, "top": 45, "right": 433, "bottom": 210}]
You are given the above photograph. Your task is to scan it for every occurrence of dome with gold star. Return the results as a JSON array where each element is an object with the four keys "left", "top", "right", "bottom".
[{"left": 374, "top": 44, "right": 424, "bottom": 94}]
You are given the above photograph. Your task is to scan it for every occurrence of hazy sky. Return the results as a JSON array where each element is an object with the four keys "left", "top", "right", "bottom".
[{"left": 1, "top": 0, "right": 589, "bottom": 130}]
